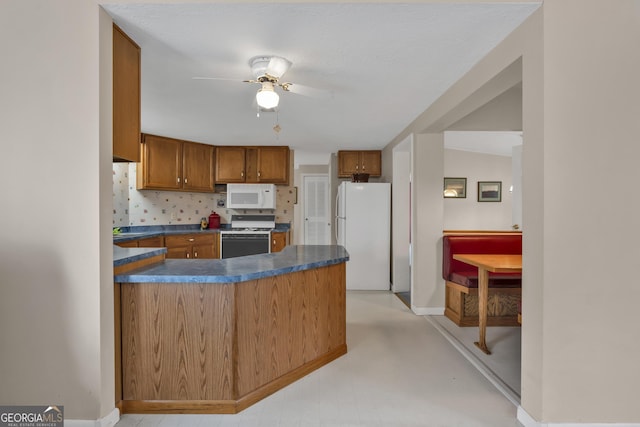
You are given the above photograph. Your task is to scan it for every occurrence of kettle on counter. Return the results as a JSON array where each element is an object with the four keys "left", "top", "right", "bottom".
[{"left": 208, "top": 211, "right": 220, "bottom": 229}]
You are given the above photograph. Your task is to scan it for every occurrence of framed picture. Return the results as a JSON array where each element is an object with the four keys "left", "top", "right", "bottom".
[
  {"left": 443, "top": 177, "right": 466, "bottom": 198},
  {"left": 478, "top": 181, "right": 502, "bottom": 202}
]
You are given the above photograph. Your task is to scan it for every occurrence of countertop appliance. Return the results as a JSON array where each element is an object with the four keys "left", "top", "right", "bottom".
[
  {"left": 226, "top": 183, "right": 276, "bottom": 210},
  {"left": 336, "top": 182, "right": 391, "bottom": 290},
  {"left": 219, "top": 214, "right": 275, "bottom": 259}
]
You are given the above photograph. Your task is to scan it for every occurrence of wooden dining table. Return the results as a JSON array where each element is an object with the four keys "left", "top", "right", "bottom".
[{"left": 452, "top": 254, "right": 522, "bottom": 354}]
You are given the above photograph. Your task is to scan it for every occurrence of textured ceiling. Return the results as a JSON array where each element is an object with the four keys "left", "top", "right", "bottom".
[{"left": 103, "top": 2, "right": 540, "bottom": 156}]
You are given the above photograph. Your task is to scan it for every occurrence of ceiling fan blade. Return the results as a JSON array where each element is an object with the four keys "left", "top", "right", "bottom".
[
  {"left": 192, "top": 76, "right": 246, "bottom": 83},
  {"left": 265, "top": 56, "right": 292, "bottom": 79},
  {"left": 282, "top": 83, "right": 332, "bottom": 99}
]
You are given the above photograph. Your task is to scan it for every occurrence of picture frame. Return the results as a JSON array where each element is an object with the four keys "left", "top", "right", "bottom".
[
  {"left": 443, "top": 177, "right": 467, "bottom": 198},
  {"left": 478, "top": 181, "right": 502, "bottom": 202}
]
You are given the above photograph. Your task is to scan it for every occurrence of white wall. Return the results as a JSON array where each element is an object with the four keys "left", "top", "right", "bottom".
[
  {"left": 410, "top": 134, "right": 444, "bottom": 313},
  {"left": 531, "top": 2, "right": 640, "bottom": 422},
  {"left": 443, "top": 149, "right": 513, "bottom": 230},
  {"left": 0, "top": 0, "right": 112, "bottom": 421},
  {"left": 391, "top": 137, "right": 411, "bottom": 293}
]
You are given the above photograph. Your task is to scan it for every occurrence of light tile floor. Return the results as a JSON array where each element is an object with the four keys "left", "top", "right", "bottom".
[
  {"left": 115, "top": 291, "right": 522, "bottom": 427},
  {"left": 427, "top": 315, "right": 521, "bottom": 404}
]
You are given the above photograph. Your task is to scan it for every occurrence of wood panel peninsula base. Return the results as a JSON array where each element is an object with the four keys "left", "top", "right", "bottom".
[{"left": 114, "top": 246, "right": 348, "bottom": 414}]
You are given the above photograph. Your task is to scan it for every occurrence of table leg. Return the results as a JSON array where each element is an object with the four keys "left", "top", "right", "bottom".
[{"left": 474, "top": 267, "right": 491, "bottom": 355}]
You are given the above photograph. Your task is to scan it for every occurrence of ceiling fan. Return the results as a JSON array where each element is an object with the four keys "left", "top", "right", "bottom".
[{"left": 194, "top": 55, "right": 296, "bottom": 110}]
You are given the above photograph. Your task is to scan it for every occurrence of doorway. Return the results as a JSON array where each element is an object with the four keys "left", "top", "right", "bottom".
[{"left": 302, "top": 174, "right": 331, "bottom": 244}]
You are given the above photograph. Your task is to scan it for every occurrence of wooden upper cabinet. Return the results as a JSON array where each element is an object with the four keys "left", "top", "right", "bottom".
[
  {"left": 139, "top": 134, "right": 182, "bottom": 190},
  {"left": 337, "top": 151, "right": 361, "bottom": 176},
  {"left": 138, "top": 134, "right": 214, "bottom": 192},
  {"left": 359, "top": 151, "right": 382, "bottom": 176},
  {"left": 257, "top": 146, "right": 290, "bottom": 184},
  {"left": 182, "top": 141, "right": 214, "bottom": 192},
  {"left": 215, "top": 147, "right": 246, "bottom": 183},
  {"left": 113, "top": 24, "right": 141, "bottom": 162},
  {"left": 215, "top": 146, "right": 290, "bottom": 184},
  {"left": 337, "top": 150, "right": 382, "bottom": 177}
]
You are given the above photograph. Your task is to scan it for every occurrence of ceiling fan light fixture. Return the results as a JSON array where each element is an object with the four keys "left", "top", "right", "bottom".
[
  {"left": 266, "top": 56, "right": 292, "bottom": 79},
  {"left": 249, "top": 55, "right": 292, "bottom": 80},
  {"left": 256, "top": 82, "right": 279, "bottom": 109}
]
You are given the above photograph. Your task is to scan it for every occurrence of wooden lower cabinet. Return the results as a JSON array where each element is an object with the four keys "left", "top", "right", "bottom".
[
  {"left": 115, "top": 240, "right": 138, "bottom": 248},
  {"left": 136, "top": 236, "right": 164, "bottom": 247},
  {"left": 116, "top": 234, "right": 219, "bottom": 258},
  {"left": 115, "top": 236, "right": 164, "bottom": 248},
  {"left": 117, "top": 262, "right": 347, "bottom": 413},
  {"left": 165, "top": 234, "right": 217, "bottom": 259},
  {"left": 271, "top": 231, "right": 288, "bottom": 253}
]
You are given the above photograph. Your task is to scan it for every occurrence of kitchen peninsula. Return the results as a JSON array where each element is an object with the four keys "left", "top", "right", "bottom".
[{"left": 113, "top": 245, "right": 349, "bottom": 414}]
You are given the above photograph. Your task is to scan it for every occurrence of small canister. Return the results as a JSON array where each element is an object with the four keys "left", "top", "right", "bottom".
[{"left": 208, "top": 211, "right": 220, "bottom": 229}]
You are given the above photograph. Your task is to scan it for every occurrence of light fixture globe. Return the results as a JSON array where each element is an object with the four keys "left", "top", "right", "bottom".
[{"left": 256, "top": 82, "right": 279, "bottom": 109}]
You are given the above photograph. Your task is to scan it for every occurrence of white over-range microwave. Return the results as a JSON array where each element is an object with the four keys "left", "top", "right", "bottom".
[{"left": 226, "top": 183, "right": 277, "bottom": 210}]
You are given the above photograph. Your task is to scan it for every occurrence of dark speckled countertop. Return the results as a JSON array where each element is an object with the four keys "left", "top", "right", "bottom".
[
  {"left": 113, "top": 245, "right": 167, "bottom": 267},
  {"left": 114, "top": 245, "right": 349, "bottom": 284}
]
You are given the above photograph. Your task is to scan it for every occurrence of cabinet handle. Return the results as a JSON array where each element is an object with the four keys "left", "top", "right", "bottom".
[
  {"left": 355, "top": 165, "right": 359, "bottom": 170},
  {"left": 273, "top": 239, "right": 276, "bottom": 245},
  {"left": 186, "top": 253, "right": 190, "bottom": 259},
  {"left": 258, "top": 171, "right": 261, "bottom": 178},
  {"left": 184, "top": 178, "right": 188, "bottom": 184},
  {"left": 194, "top": 251, "right": 198, "bottom": 258},
  {"left": 188, "top": 238, "right": 195, "bottom": 242},
  {"left": 362, "top": 164, "right": 366, "bottom": 170},
  {"left": 177, "top": 177, "right": 181, "bottom": 183},
  {"left": 241, "top": 171, "right": 244, "bottom": 178}
]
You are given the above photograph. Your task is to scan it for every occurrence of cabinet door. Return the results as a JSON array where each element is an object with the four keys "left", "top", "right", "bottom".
[
  {"left": 116, "top": 240, "right": 138, "bottom": 248},
  {"left": 244, "top": 148, "right": 258, "bottom": 182},
  {"left": 192, "top": 242, "right": 215, "bottom": 259},
  {"left": 257, "top": 146, "right": 290, "bottom": 184},
  {"left": 271, "top": 231, "right": 288, "bottom": 253},
  {"left": 360, "top": 151, "right": 382, "bottom": 176},
  {"left": 191, "top": 234, "right": 215, "bottom": 259},
  {"left": 183, "top": 142, "right": 214, "bottom": 192},
  {"left": 337, "top": 151, "right": 361, "bottom": 177},
  {"left": 139, "top": 134, "right": 182, "bottom": 190},
  {"left": 136, "top": 236, "right": 164, "bottom": 247},
  {"left": 164, "top": 235, "right": 192, "bottom": 259},
  {"left": 215, "top": 147, "right": 246, "bottom": 183},
  {"left": 165, "top": 246, "right": 191, "bottom": 259},
  {"left": 113, "top": 25, "right": 140, "bottom": 162}
]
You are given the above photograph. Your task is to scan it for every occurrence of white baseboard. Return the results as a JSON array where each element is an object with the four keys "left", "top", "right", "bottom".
[
  {"left": 65, "top": 408, "right": 119, "bottom": 427},
  {"left": 517, "top": 406, "right": 640, "bottom": 427},
  {"left": 411, "top": 306, "right": 444, "bottom": 315}
]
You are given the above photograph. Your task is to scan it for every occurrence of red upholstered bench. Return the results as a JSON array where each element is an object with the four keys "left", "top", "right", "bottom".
[{"left": 443, "top": 234, "right": 522, "bottom": 327}]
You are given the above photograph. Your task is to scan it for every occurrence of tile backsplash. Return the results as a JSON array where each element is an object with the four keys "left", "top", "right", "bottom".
[{"left": 113, "top": 163, "right": 294, "bottom": 227}]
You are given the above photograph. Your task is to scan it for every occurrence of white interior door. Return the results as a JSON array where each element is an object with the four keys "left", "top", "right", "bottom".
[{"left": 303, "top": 175, "right": 331, "bottom": 244}]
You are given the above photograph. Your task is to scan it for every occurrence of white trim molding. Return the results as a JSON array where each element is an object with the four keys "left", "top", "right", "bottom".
[
  {"left": 65, "top": 408, "right": 119, "bottom": 427},
  {"left": 517, "top": 406, "right": 640, "bottom": 427},
  {"left": 411, "top": 306, "right": 444, "bottom": 316}
]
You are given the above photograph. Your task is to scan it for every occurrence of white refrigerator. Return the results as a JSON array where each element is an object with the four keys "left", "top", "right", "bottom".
[{"left": 336, "top": 182, "right": 391, "bottom": 290}]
